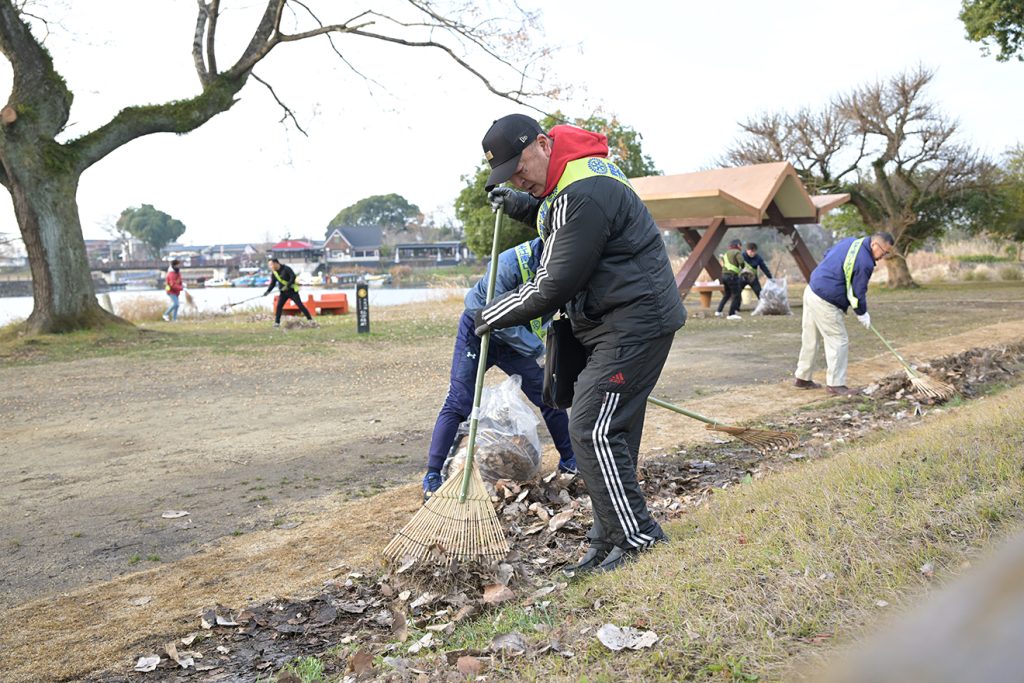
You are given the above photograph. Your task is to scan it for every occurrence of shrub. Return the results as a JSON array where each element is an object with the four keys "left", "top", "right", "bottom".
[{"left": 999, "top": 265, "right": 1024, "bottom": 281}]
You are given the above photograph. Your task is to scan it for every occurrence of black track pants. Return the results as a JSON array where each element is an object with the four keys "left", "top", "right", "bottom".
[
  {"left": 717, "top": 274, "right": 743, "bottom": 315},
  {"left": 570, "top": 332, "right": 675, "bottom": 551},
  {"left": 275, "top": 289, "right": 312, "bottom": 323}
]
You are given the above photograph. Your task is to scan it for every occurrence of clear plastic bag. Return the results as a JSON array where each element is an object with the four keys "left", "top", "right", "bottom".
[
  {"left": 751, "top": 277, "right": 792, "bottom": 316},
  {"left": 442, "top": 374, "right": 542, "bottom": 484}
]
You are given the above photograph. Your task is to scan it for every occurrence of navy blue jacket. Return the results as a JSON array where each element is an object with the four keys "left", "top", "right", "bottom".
[
  {"left": 809, "top": 237, "right": 876, "bottom": 315},
  {"left": 465, "top": 238, "right": 546, "bottom": 358},
  {"left": 743, "top": 252, "right": 772, "bottom": 278}
]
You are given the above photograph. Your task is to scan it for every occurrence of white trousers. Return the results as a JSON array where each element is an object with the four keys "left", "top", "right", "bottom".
[{"left": 795, "top": 286, "right": 849, "bottom": 387}]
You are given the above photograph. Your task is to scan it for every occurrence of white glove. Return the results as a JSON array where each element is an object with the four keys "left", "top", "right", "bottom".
[{"left": 857, "top": 312, "right": 871, "bottom": 329}]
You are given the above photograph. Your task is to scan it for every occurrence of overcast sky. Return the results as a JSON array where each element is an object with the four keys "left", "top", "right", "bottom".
[{"left": 2, "top": 0, "right": 1021, "bottom": 247}]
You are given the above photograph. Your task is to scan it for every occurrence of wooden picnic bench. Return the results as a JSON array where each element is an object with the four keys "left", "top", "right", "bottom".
[{"left": 687, "top": 284, "right": 725, "bottom": 309}]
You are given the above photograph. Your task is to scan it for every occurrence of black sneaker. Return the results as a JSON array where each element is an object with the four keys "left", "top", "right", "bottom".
[
  {"left": 562, "top": 546, "right": 610, "bottom": 577},
  {"left": 594, "top": 538, "right": 668, "bottom": 574}
]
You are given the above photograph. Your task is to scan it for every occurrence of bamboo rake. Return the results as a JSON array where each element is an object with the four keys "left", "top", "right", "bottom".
[
  {"left": 383, "top": 208, "right": 510, "bottom": 564},
  {"left": 647, "top": 396, "right": 799, "bottom": 454},
  {"left": 869, "top": 324, "right": 956, "bottom": 401}
]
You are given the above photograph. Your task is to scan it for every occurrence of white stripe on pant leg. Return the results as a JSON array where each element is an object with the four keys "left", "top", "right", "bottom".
[
  {"left": 599, "top": 393, "right": 655, "bottom": 548},
  {"left": 593, "top": 392, "right": 655, "bottom": 548},
  {"left": 598, "top": 393, "right": 656, "bottom": 548},
  {"left": 591, "top": 393, "right": 638, "bottom": 544}
]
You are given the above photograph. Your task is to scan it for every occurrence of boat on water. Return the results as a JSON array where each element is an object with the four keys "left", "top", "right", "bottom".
[
  {"left": 232, "top": 274, "right": 272, "bottom": 287},
  {"left": 364, "top": 274, "right": 392, "bottom": 288},
  {"left": 296, "top": 272, "right": 325, "bottom": 286},
  {"left": 203, "top": 277, "right": 233, "bottom": 287}
]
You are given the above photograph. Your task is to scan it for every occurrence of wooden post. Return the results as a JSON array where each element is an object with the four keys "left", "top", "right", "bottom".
[
  {"left": 674, "top": 217, "right": 727, "bottom": 296},
  {"left": 680, "top": 228, "right": 723, "bottom": 280},
  {"left": 767, "top": 202, "right": 818, "bottom": 281},
  {"left": 356, "top": 281, "right": 370, "bottom": 333}
]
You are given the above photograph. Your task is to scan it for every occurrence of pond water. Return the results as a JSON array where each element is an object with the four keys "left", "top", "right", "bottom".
[{"left": 0, "top": 286, "right": 464, "bottom": 326}]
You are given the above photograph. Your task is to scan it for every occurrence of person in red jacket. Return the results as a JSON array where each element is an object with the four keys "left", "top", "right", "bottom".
[{"left": 163, "top": 259, "right": 184, "bottom": 321}]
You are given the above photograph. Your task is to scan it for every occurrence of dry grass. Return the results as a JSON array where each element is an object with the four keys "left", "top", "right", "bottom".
[
  {"left": 114, "top": 295, "right": 171, "bottom": 322},
  {"left": 469, "top": 385, "right": 1024, "bottom": 682},
  {"left": 938, "top": 237, "right": 1014, "bottom": 260}
]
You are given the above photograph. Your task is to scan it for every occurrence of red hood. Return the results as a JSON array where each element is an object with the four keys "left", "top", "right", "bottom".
[{"left": 542, "top": 124, "right": 609, "bottom": 196}]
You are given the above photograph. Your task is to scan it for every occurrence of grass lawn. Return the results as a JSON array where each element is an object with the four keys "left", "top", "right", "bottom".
[{"left": 445, "top": 384, "right": 1024, "bottom": 682}]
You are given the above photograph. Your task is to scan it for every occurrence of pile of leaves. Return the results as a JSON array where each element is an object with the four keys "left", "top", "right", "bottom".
[{"left": 107, "top": 342, "right": 1024, "bottom": 682}]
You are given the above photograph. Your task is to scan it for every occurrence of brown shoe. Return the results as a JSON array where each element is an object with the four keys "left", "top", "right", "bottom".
[
  {"left": 826, "top": 385, "right": 860, "bottom": 397},
  {"left": 794, "top": 378, "right": 822, "bottom": 390}
]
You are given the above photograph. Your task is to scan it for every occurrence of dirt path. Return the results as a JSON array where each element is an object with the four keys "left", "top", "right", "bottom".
[{"left": 2, "top": 284, "right": 1024, "bottom": 681}]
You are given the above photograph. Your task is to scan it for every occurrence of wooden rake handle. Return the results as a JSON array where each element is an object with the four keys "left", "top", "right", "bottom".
[{"left": 647, "top": 396, "right": 721, "bottom": 427}]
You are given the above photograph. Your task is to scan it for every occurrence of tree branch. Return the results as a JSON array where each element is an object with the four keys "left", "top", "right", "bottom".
[
  {"left": 192, "top": 1, "right": 210, "bottom": 85},
  {"left": 66, "top": 77, "right": 246, "bottom": 172},
  {"left": 0, "top": 0, "right": 73, "bottom": 139},
  {"left": 206, "top": 0, "right": 220, "bottom": 77},
  {"left": 251, "top": 72, "right": 307, "bottom": 136}
]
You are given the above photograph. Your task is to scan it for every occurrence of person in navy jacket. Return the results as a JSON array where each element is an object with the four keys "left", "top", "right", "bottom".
[
  {"left": 741, "top": 242, "right": 773, "bottom": 298},
  {"left": 422, "top": 237, "right": 576, "bottom": 499},
  {"left": 794, "top": 232, "right": 894, "bottom": 396}
]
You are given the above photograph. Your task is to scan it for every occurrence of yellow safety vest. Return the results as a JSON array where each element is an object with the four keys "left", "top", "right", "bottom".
[
  {"left": 273, "top": 269, "right": 298, "bottom": 292},
  {"left": 536, "top": 157, "right": 634, "bottom": 239},
  {"left": 721, "top": 249, "right": 743, "bottom": 275},
  {"left": 513, "top": 241, "right": 545, "bottom": 340},
  {"left": 842, "top": 237, "right": 867, "bottom": 310}
]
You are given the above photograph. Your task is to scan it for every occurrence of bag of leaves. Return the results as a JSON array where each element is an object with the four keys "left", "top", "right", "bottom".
[
  {"left": 442, "top": 374, "right": 542, "bottom": 485},
  {"left": 751, "top": 277, "right": 792, "bottom": 316}
]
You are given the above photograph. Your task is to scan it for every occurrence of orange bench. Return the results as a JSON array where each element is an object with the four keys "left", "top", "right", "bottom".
[
  {"left": 315, "top": 293, "right": 349, "bottom": 315},
  {"left": 274, "top": 293, "right": 350, "bottom": 316}
]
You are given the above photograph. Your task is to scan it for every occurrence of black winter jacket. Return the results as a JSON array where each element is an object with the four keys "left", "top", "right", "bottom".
[{"left": 481, "top": 176, "right": 686, "bottom": 347}]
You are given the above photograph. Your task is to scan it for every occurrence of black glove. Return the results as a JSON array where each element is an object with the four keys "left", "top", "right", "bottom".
[
  {"left": 488, "top": 187, "right": 539, "bottom": 221},
  {"left": 473, "top": 309, "right": 492, "bottom": 337}
]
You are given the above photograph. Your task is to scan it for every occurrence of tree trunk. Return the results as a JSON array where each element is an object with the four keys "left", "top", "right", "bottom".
[
  {"left": 11, "top": 168, "right": 123, "bottom": 333},
  {"left": 883, "top": 253, "right": 917, "bottom": 289}
]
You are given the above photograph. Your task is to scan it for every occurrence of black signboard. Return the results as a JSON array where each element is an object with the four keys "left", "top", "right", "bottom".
[{"left": 356, "top": 282, "right": 370, "bottom": 333}]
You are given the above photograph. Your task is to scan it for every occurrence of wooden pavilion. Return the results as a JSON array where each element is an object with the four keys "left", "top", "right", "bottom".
[{"left": 630, "top": 162, "right": 849, "bottom": 297}]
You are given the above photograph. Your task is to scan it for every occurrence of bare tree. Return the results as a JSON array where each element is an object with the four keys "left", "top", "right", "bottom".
[
  {"left": 0, "top": 1, "right": 552, "bottom": 333},
  {"left": 724, "top": 67, "right": 997, "bottom": 287}
]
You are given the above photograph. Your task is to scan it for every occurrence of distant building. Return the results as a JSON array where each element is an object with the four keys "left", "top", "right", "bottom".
[
  {"left": 85, "top": 239, "right": 122, "bottom": 263},
  {"left": 393, "top": 240, "right": 469, "bottom": 267},
  {"left": 268, "top": 239, "right": 324, "bottom": 274},
  {"left": 323, "top": 226, "right": 383, "bottom": 266},
  {"left": 203, "top": 243, "right": 260, "bottom": 265}
]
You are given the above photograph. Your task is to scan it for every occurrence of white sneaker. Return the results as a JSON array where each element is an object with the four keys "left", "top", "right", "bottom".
[
  {"left": 162, "top": 314, "right": 170, "bottom": 322},
  {"left": 727, "top": 314, "right": 742, "bottom": 320},
  {"left": 714, "top": 311, "right": 723, "bottom": 318}
]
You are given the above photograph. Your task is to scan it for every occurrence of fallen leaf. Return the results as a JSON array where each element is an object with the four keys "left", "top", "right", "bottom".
[
  {"left": 180, "top": 633, "right": 198, "bottom": 646},
  {"left": 392, "top": 611, "right": 409, "bottom": 642},
  {"left": 396, "top": 558, "right": 417, "bottom": 574},
  {"left": 548, "top": 509, "right": 574, "bottom": 532},
  {"left": 398, "top": 590, "right": 411, "bottom": 602},
  {"left": 164, "top": 641, "right": 195, "bottom": 669},
  {"left": 457, "top": 655, "right": 485, "bottom": 675},
  {"left": 277, "top": 673, "right": 301, "bottom": 683},
  {"left": 596, "top": 624, "right": 659, "bottom": 651},
  {"left": 347, "top": 648, "right": 374, "bottom": 677},
  {"left": 483, "top": 584, "right": 515, "bottom": 605},
  {"left": 216, "top": 645, "right": 229, "bottom": 654},
  {"left": 216, "top": 614, "right": 238, "bottom": 627},
  {"left": 408, "top": 633, "right": 433, "bottom": 654},
  {"left": 409, "top": 592, "right": 436, "bottom": 610},
  {"left": 134, "top": 655, "right": 160, "bottom": 672},
  {"left": 920, "top": 562, "right": 935, "bottom": 578},
  {"left": 490, "top": 632, "right": 528, "bottom": 656},
  {"left": 129, "top": 596, "right": 152, "bottom": 607},
  {"left": 875, "top": 600, "right": 890, "bottom": 608},
  {"left": 161, "top": 510, "right": 189, "bottom": 519}
]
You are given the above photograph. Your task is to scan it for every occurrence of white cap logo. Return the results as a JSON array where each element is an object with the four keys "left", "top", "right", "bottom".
[{"left": 518, "top": 135, "right": 528, "bottom": 143}]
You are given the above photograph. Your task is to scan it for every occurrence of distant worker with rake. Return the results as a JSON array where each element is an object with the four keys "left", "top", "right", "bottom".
[
  {"left": 715, "top": 239, "right": 746, "bottom": 320},
  {"left": 422, "top": 236, "right": 577, "bottom": 499},
  {"left": 794, "top": 231, "right": 894, "bottom": 396},
  {"left": 162, "top": 259, "right": 184, "bottom": 322},
  {"left": 263, "top": 258, "right": 314, "bottom": 327},
  {"left": 478, "top": 114, "right": 686, "bottom": 574}
]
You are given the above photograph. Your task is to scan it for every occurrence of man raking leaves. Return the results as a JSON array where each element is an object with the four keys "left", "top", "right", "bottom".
[{"left": 475, "top": 114, "right": 687, "bottom": 575}]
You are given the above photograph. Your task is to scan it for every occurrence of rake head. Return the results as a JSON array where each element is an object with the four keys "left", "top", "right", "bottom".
[
  {"left": 906, "top": 369, "right": 957, "bottom": 401},
  {"left": 382, "top": 464, "right": 508, "bottom": 565},
  {"left": 705, "top": 424, "right": 800, "bottom": 454}
]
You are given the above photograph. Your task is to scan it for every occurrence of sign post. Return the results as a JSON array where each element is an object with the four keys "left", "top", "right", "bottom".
[{"left": 356, "top": 280, "right": 370, "bottom": 334}]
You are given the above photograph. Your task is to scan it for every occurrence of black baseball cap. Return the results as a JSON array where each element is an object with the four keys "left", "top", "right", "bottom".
[{"left": 482, "top": 114, "right": 544, "bottom": 191}]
